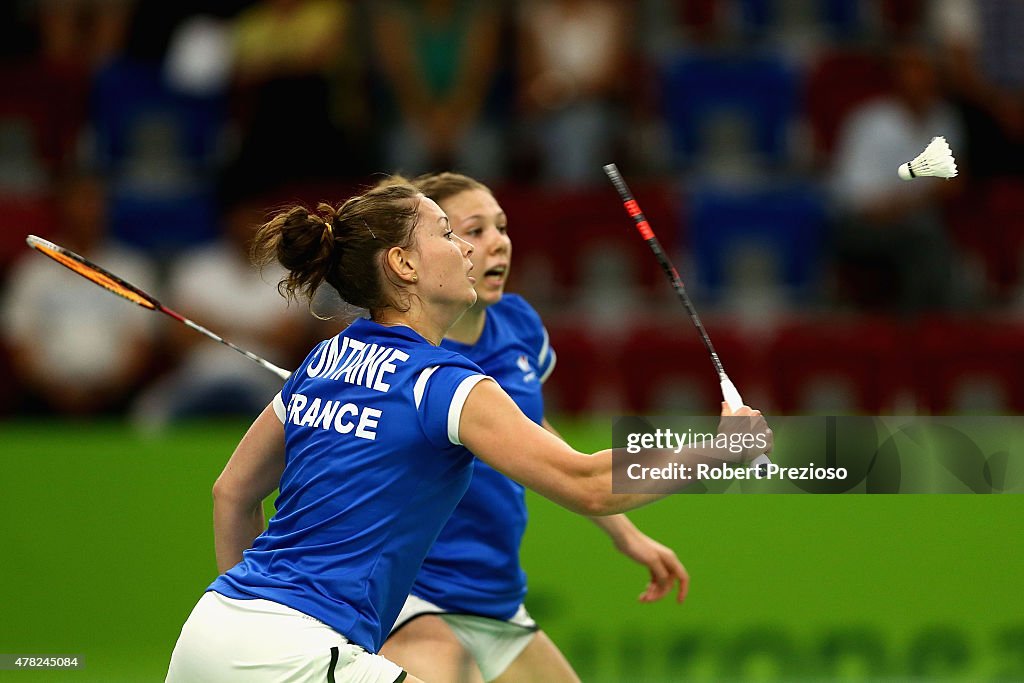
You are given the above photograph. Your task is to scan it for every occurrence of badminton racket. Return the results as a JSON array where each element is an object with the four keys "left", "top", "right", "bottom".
[
  {"left": 601, "top": 165, "right": 771, "bottom": 471},
  {"left": 25, "top": 235, "right": 292, "bottom": 381}
]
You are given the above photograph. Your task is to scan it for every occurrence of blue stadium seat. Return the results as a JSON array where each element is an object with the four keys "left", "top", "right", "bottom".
[
  {"left": 91, "top": 59, "right": 223, "bottom": 173},
  {"left": 90, "top": 58, "right": 224, "bottom": 253},
  {"left": 660, "top": 50, "right": 798, "bottom": 167},
  {"left": 108, "top": 188, "right": 218, "bottom": 256},
  {"left": 686, "top": 182, "right": 827, "bottom": 303},
  {"left": 736, "top": 0, "right": 772, "bottom": 35},
  {"left": 820, "top": 0, "right": 868, "bottom": 39}
]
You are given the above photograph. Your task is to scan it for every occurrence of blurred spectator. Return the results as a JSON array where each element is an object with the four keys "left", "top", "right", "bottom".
[
  {"left": 932, "top": 0, "right": 1024, "bottom": 180},
  {"left": 370, "top": 0, "right": 506, "bottom": 180},
  {"left": 131, "top": 186, "right": 308, "bottom": 428},
  {"left": 37, "top": 0, "right": 133, "bottom": 72},
  {"left": 228, "top": 0, "right": 366, "bottom": 192},
  {"left": 1, "top": 172, "right": 157, "bottom": 416},
  {"left": 164, "top": 13, "right": 234, "bottom": 99},
  {"left": 829, "top": 42, "right": 964, "bottom": 312},
  {"left": 515, "top": 0, "right": 631, "bottom": 186}
]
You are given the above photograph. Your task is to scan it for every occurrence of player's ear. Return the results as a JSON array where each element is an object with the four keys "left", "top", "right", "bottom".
[{"left": 385, "top": 246, "right": 417, "bottom": 285}]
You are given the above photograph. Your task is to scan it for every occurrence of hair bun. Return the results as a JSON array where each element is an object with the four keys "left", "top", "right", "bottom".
[{"left": 315, "top": 203, "right": 338, "bottom": 242}]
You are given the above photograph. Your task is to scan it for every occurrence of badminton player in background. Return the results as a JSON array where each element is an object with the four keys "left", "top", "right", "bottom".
[
  {"left": 381, "top": 172, "right": 686, "bottom": 683},
  {"left": 166, "top": 180, "right": 768, "bottom": 682}
]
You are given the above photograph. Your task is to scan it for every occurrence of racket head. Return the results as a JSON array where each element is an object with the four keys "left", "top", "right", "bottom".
[{"left": 25, "top": 235, "right": 159, "bottom": 310}]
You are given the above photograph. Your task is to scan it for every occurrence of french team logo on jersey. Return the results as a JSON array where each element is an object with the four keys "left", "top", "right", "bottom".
[{"left": 516, "top": 354, "right": 536, "bottom": 383}]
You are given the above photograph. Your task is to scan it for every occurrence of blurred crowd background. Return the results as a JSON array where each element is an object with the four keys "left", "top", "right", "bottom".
[{"left": 1, "top": 0, "right": 1023, "bottom": 423}]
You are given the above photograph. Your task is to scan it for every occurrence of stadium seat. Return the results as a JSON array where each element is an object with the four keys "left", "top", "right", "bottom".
[
  {"left": 672, "top": 0, "right": 720, "bottom": 35},
  {"left": 107, "top": 188, "right": 218, "bottom": 256},
  {"left": 488, "top": 184, "right": 561, "bottom": 304},
  {"left": 818, "top": 0, "right": 870, "bottom": 39},
  {"left": 767, "top": 317, "right": 908, "bottom": 414},
  {"left": 616, "top": 319, "right": 756, "bottom": 414},
  {"left": 914, "top": 317, "right": 1024, "bottom": 414},
  {"left": 877, "top": 0, "right": 929, "bottom": 39},
  {"left": 985, "top": 180, "right": 1024, "bottom": 295},
  {"left": 90, "top": 58, "right": 224, "bottom": 253},
  {"left": 0, "top": 64, "right": 86, "bottom": 272},
  {"left": 659, "top": 50, "right": 798, "bottom": 168},
  {"left": 685, "top": 181, "right": 828, "bottom": 304},
  {"left": 494, "top": 183, "right": 683, "bottom": 301},
  {"left": 949, "top": 179, "right": 1024, "bottom": 299},
  {"left": 0, "top": 62, "right": 89, "bottom": 176},
  {"left": 0, "top": 193, "right": 55, "bottom": 275},
  {"left": 561, "top": 182, "right": 682, "bottom": 297},
  {"left": 736, "top": 0, "right": 772, "bottom": 35},
  {"left": 803, "top": 48, "right": 889, "bottom": 166},
  {"left": 543, "top": 320, "right": 616, "bottom": 415},
  {"left": 91, "top": 59, "right": 223, "bottom": 173}
]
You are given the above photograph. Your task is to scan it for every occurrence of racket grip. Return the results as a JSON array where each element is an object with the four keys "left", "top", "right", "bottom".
[
  {"left": 720, "top": 377, "right": 744, "bottom": 413},
  {"left": 720, "top": 377, "right": 772, "bottom": 469}
]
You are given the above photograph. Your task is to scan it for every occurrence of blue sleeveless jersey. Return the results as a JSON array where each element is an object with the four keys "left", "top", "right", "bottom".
[
  {"left": 210, "top": 318, "right": 489, "bottom": 653},
  {"left": 410, "top": 294, "right": 557, "bottom": 619}
]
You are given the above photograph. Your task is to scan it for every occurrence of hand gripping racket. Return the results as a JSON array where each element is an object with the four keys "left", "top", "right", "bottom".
[
  {"left": 26, "top": 235, "right": 292, "bottom": 381},
  {"left": 601, "top": 166, "right": 771, "bottom": 471}
]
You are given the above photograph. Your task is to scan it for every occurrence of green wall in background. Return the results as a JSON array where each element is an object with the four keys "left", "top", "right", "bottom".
[{"left": 2, "top": 419, "right": 1022, "bottom": 682}]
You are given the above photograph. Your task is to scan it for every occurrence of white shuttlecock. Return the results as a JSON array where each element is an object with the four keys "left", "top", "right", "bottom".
[{"left": 898, "top": 136, "right": 958, "bottom": 180}]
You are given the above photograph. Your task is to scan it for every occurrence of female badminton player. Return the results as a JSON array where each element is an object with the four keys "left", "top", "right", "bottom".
[
  {"left": 165, "top": 180, "right": 768, "bottom": 682},
  {"left": 380, "top": 173, "right": 687, "bottom": 683}
]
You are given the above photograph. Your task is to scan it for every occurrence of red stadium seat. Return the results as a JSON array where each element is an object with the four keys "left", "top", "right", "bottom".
[
  {"left": 543, "top": 320, "right": 618, "bottom": 415},
  {"left": 494, "top": 182, "right": 682, "bottom": 302},
  {"left": 946, "top": 179, "right": 1024, "bottom": 300},
  {"left": 673, "top": 0, "right": 721, "bottom": 35},
  {"left": 767, "top": 317, "right": 908, "bottom": 414},
  {"left": 0, "top": 192, "right": 55, "bottom": 275},
  {"left": 803, "top": 49, "right": 889, "bottom": 166},
  {"left": 914, "top": 317, "right": 1024, "bottom": 414},
  {"left": 877, "top": 0, "right": 929, "bottom": 39},
  {"left": 0, "top": 62, "right": 88, "bottom": 174},
  {"left": 616, "top": 319, "right": 757, "bottom": 415}
]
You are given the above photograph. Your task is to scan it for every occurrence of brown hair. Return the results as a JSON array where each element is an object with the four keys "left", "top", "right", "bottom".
[
  {"left": 411, "top": 171, "right": 491, "bottom": 205},
  {"left": 250, "top": 181, "right": 422, "bottom": 316}
]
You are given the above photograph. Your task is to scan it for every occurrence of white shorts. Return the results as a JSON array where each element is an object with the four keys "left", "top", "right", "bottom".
[
  {"left": 166, "top": 592, "right": 407, "bottom": 683},
  {"left": 389, "top": 595, "right": 538, "bottom": 682}
]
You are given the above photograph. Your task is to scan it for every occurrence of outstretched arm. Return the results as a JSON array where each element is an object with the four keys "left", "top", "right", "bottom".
[
  {"left": 540, "top": 418, "right": 688, "bottom": 602},
  {"left": 460, "top": 381, "right": 769, "bottom": 516},
  {"left": 212, "top": 404, "right": 286, "bottom": 573},
  {"left": 588, "top": 514, "right": 689, "bottom": 603}
]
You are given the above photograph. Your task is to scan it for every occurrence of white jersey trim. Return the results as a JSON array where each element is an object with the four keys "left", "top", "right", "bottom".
[
  {"left": 413, "top": 366, "right": 440, "bottom": 409},
  {"left": 538, "top": 348, "right": 556, "bottom": 384},
  {"left": 272, "top": 392, "right": 286, "bottom": 423},
  {"left": 537, "top": 328, "right": 551, "bottom": 367},
  {"left": 448, "top": 375, "right": 490, "bottom": 445}
]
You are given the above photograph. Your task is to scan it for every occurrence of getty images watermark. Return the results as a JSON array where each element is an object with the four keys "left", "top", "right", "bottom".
[
  {"left": 612, "top": 415, "right": 1024, "bottom": 494},
  {"left": 622, "top": 427, "right": 845, "bottom": 483}
]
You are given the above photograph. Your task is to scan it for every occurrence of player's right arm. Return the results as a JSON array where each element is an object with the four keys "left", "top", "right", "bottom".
[
  {"left": 212, "top": 403, "right": 286, "bottom": 573},
  {"left": 459, "top": 381, "right": 769, "bottom": 516}
]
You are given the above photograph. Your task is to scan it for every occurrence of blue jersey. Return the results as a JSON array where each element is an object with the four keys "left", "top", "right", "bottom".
[
  {"left": 410, "top": 294, "right": 556, "bottom": 619},
  {"left": 210, "top": 318, "right": 489, "bottom": 653}
]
